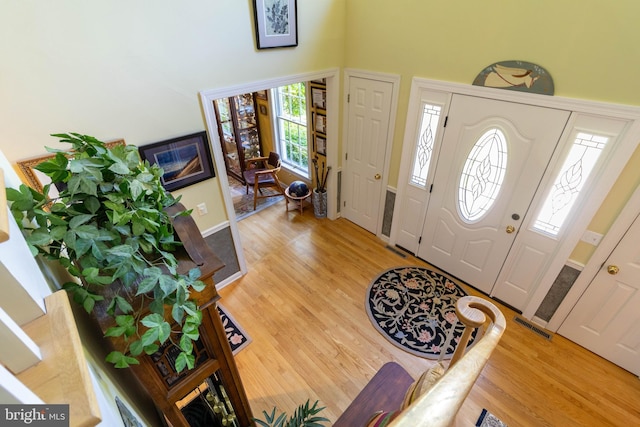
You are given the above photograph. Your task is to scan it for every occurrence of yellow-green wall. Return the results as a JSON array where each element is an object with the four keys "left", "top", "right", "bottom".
[
  {"left": 343, "top": 0, "right": 640, "bottom": 264},
  {"left": 3, "top": 0, "right": 640, "bottom": 263}
]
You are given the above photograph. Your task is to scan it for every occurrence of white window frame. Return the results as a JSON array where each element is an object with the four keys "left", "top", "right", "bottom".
[{"left": 271, "top": 82, "right": 311, "bottom": 178}]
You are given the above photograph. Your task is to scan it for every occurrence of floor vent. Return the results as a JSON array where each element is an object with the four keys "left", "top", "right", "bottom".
[
  {"left": 513, "top": 316, "right": 552, "bottom": 340},
  {"left": 385, "top": 245, "right": 407, "bottom": 258}
]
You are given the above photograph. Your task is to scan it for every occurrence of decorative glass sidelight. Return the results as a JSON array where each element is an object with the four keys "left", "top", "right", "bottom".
[
  {"left": 533, "top": 132, "right": 609, "bottom": 236},
  {"left": 410, "top": 103, "right": 442, "bottom": 187},
  {"left": 459, "top": 128, "right": 508, "bottom": 221}
]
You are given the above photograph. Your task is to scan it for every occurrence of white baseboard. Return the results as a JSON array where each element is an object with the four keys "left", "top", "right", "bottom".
[
  {"left": 215, "top": 271, "right": 243, "bottom": 290},
  {"left": 201, "top": 221, "right": 231, "bottom": 238},
  {"left": 565, "top": 259, "right": 585, "bottom": 271},
  {"left": 531, "top": 316, "right": 549, "bottom": 329}
]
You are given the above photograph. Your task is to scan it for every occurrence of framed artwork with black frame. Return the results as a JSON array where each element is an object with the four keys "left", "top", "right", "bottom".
[
  {"left": 252, "top": 0, "right": 298, "bottom": 49},
  {"left": 138, "top": 131, "right": 215, "bottom": 192},
  {"left": 315, "top": 135, "right": 326, "bottom": 156},
  {"left": 311, "top": 86, "right": 326, "bottom": 109},
  {"left": 314, "top": 112, "right": 327, "bottom": 134}
]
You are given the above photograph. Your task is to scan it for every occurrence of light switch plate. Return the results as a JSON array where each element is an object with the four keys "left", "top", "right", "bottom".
[{"left": 581, "top": 230, "right": 603, "bottom": 246}]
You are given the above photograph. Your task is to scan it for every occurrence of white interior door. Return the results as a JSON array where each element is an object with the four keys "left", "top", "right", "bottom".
[
  {"left": 417, "top": 95, "right": 570, "bottom": 293},
  {"left": 343, "top": 76, "right": 394, "bottom": 233},
  {"left": 558, "top": 213, "right": 640, "bottom": 375}
]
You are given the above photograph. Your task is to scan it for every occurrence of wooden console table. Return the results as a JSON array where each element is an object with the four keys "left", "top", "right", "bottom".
[{"left": 92, "top": 204, "right": 253, "bottom": 427}]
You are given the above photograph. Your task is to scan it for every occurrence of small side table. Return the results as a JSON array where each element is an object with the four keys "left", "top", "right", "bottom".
[{"left": 285, "top": 187, "right": 311, "bottom": 215}]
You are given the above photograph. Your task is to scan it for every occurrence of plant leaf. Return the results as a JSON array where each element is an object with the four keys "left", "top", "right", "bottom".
[
  {"left": 179, "top": 333, "right": 193, "bottom": 353},
  {"left": 109, "top": 158, "right": 131, "bottom": 175},
  {"left": 158, "top": 275, "right": 178, "bottom": 298},
  {"left": 69, "top": 214, "right": 94, "bottom": 229},
  {"left": 106, "top": 351, "right": 140, "bottom": 369},
  {"left": 114, "top": 295, "right": 133, "bottom": 314},
  {"left": 140, "top": 314, "right": 171, "bottom": 345},
  {"left": 174, "top": 351, "right": 195, "bottom": 373},
  {"left": 191, "top": 279, "right": 206, "bottom": 292},
  {"left": 129, "top": 339, "right": 144, "bottom": 357}
]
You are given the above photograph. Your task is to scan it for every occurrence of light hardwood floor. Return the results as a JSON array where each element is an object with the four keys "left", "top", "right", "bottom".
[{"left": 218, "top": 200, "right": 640, "bottom": 426}]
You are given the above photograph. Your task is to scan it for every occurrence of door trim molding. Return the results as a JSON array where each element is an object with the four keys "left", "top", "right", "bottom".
[
  {"left": 199, "top": 68, "right": 340, "bottom": 277},
  {"left": 343, "top": 69, "right": 401, "bottom": 236},
  {"left": 411, "top": 77, "right": 640, "bottom": 119},
  {"left": 391, "top": 77, "right": 640, "bottom": 319},
  {"left": 547, "top": 181, "right": 640, "bottom": 332}
]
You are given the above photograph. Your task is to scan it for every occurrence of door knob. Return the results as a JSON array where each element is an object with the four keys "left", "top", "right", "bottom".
[
  {"left": 506, "top": 225, "right": 516, "bottom": 234},
  {"left": 607, "top": 265, "right": 619, "bottom": 275},
  {"left": 374, "top": 173, "right": 381, "bottom": 180}
]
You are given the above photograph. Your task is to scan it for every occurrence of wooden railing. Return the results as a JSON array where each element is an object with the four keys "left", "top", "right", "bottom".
[{"left": 390, "top": 295, "right": 507, "bottom": 427}]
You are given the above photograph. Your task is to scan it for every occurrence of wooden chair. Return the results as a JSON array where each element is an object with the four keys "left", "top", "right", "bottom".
[
  {"left": 242, "top": 152, "right": 286, "bottom": 210},
  {"left": 334, "top": 296, "right": 506, "bottom": 427}
]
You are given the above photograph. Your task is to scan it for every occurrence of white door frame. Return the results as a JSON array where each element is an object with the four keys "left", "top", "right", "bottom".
[
  {"left": 390, "top": 77, "right": 640, "bottom": 319},
  {"left": 342, "top": 69, "right": 400, "bottom": 237},
  {"left": 199, "top": 68, "right": 340, "bottom": 279},
  {"left": 548, "top": 181, "right": 640, "bottom": 332}
]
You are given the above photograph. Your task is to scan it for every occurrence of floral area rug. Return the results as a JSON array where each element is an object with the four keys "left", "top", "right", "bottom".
[
  {"left": 217, "top": 304, "right": 251, "bottom": 354},
  {"left": 233, "top": 189, "right": 284, "bottom": 221},
  {"left": 365, "top": 266, "right": 476, "bottom": 359},
  {"left": 229, "top": 175, "right": 284, "bottom": 221}
]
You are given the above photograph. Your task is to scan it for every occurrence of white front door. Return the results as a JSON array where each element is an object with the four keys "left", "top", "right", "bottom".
[
  {"left": 343, "top": 76, "right": 395, "bottom": 233},
  {"left": 558, "top": 213, "right": 640, "bottom": 376},
  {"left": 417, "top": 95, "right": 570, "bottom": 293}
]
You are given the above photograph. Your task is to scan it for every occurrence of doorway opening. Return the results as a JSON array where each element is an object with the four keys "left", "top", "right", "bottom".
[
  {"left": 200, "top": 69, "right": 339, "bottom": 277},
  {"left": 210, "top": 79, "right": 327, "bottom": 221}
]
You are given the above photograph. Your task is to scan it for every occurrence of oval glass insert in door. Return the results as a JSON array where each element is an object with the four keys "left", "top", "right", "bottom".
[{"left": 459, "top": 128, "right": 508, "bottom": 222}]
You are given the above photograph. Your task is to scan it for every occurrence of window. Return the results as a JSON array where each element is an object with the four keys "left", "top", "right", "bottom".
[
  {"left": 533, "top": 132, "right": 609, "bottom": 236},
  {"left": 273, "top": 83, "right": 309, "bottom": 177},
  {"left": 410, "top": 103, "right": 442, "bottom": 187}
]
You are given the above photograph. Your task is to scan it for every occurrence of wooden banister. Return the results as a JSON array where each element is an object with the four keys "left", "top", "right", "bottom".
[{"left": 389, "top": 296, "right": 506, "bottom": 427}]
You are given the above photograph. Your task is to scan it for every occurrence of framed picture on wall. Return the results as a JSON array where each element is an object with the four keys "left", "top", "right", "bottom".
[
  {"left": 311, "top": 87, "right": 326, "bottom": 109},
  {"left": 138, "top": 131, "right": 215, "bottom": 191},
  {"left": 252, "top": 0, "right": 298, "bottom": 49},
  {"left": 314, "top": 112, "right": 326, "bottom": 134},
  {"left": 315, "top": 136, "right": 326, "bottom": 156}
]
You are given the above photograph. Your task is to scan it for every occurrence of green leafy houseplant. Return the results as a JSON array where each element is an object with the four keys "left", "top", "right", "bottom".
[
  {"left": 7, "top": 133, "right": 205, "bottom": 372},
  {"left": 254, "top": 400, "right": 329, "bottom": 427}
]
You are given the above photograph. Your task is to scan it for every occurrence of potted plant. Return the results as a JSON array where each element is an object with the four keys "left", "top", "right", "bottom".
[
  {"left": 254, "top": 399, "right": 329, "bottom": 427},
  {"left": 7, "top": 133, "right": 205, "bottom": 372}
]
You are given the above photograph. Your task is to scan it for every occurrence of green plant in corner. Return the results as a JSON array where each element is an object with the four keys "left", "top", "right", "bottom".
[
  {"left": 253, "top": 399, "right": 329, "bottom": 427},
  {"left": 6, "top": 133, "right": 205, "bottom": 372}
]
